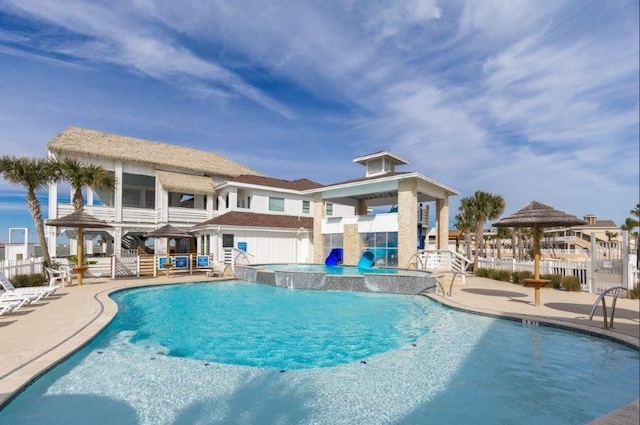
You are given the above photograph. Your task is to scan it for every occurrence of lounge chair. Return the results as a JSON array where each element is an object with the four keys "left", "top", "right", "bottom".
[
  {"left": 0, "top": 297, "right": 28, "bottom": 316},
  {"left": 0, "top": 272, "right": 59, "bottom": 300},
  {"left": 0, "top": 298, "right": 28, "bottom": 315}
]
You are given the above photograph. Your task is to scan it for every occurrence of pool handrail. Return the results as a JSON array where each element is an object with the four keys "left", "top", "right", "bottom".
[{"left": 588, "top": 286, "right": 628, "bottom": 329}]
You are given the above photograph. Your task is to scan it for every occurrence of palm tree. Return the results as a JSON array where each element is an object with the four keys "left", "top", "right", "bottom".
[
  {"left": 459, "top": 191, "right": 506, "bottom": 273},
  {"left": 495, "top": 226, "right": 512, "bottom": 259},
  {"left": 0, "top": 156, "right": 58, "bottom": 267},
  {"left": 55, "top": 158, "right": 115, "bottom": 211},
  {"left": 621, "top": 203, "right": 640, "bottom": 267},
  {"left": 454, "top": 199, "right": 475, "bottom": 261}
]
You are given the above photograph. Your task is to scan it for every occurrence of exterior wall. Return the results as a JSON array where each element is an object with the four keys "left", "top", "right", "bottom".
[{"left": 210, "top": 229, "right": 313, "bottom": 264}]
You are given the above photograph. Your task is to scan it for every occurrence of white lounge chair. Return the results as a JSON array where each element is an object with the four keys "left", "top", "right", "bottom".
[
  {"left": 0, "top": 298, "right": 28, "bottom": 316},
  {"left": 0, "top": 293, "right": 30, "bottom": 316},
  {"left": 0, "top": 272, "right": 58, "bottom": 300}
]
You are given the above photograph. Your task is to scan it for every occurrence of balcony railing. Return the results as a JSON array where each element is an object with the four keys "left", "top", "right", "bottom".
[
  {"left": 168, "top": 207, "right": 209, "bottom": 224},
  {"left": 57, "top": 204, "right": 116, "bottom": 221}
]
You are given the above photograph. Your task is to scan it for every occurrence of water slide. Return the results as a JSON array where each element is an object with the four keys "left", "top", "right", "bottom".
[
  {"left": 324, "top": 248, "right": 343, "bottom": 266},
  {"left": 357, "top": 248, "right": 386, "bottom": 269}
]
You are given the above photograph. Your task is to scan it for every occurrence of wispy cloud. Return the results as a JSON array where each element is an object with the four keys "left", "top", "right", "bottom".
[{"left": 0, "top": 0, "right": 637, "bottom": 231}]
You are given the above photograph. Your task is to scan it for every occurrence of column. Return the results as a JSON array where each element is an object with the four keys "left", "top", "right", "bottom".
[
  {"left": 312, "top": 193, "right": 325, "bottom": 264},
  {"left": 398, "top": 178, "right": 418, "bottom": 268},
  {"left": 436, "top": 197, "right": 450, "bottom": 250}
]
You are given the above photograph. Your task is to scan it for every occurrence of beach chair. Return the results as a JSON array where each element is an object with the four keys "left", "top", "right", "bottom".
[
  {"left": 0, "top": 292, "right": 31, "bottom": 313},
  {"left": 0, "top": 271, "right": 58, "bottom": 300},
  {"left": 0, "top": 298, "right": 29, "bottom": 315}
]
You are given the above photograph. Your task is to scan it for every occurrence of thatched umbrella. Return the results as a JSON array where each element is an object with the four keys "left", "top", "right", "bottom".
[
  {"left": 46, "top": 210, "right": 112, "bottom": 286},
  {"left": 144, "top": 224, "right": 193, "bottom": 277},
  {"left": 493, "top": 201, "right": 587, "bottom": 306}
]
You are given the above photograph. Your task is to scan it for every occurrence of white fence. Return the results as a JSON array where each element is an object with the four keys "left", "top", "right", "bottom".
[
  {"left": 0, "top": 258, "right": 45, "bottom": 279},
  {"left": 477, "top": 257, "right": 637, "bottom": 294}
]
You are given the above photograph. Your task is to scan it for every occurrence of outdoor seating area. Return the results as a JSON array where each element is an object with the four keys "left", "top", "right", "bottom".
[{"left": 0, "top": 271, "right": 61, "bottom": 317}]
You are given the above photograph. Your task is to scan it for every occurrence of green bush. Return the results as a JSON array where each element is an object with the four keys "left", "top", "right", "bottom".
[
  {"left": 628, "top": 284, "right": 639, "bottom": 300},
  {"left": 561, "top": 276, "right": 582, "bottom": 291},
  {"left": 511, "top": 270, "right": 533, "bottom": 284},
  {"left": 476, "top": 268, "right": 491, "bottom": 278},
  {"left": 490, "top": 269, "right": 512, "bottom": 282},
  {"left": 10, "top": 273, "right": 47, "bottom": 288},
  {"left": 541, "top": 274, "right": 563, "bottom": 289}
]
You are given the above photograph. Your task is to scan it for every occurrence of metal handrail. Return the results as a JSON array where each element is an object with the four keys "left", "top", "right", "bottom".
[{"left": 588, "top": 286, "right": 628, "bottom": 329}]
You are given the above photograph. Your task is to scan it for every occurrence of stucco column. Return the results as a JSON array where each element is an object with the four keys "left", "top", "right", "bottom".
[
  {"left": 356, "top": 199, "right": 368, "bottom": 216},
  {"left": 343, "top": 224, "right": 362, "bottom": 266},
  {"left": 312, "top": 193, "right": 324, "bottom": 264},
  {"left": 398, "top": 178, "right": 418, "bottom": 268},
  {"left": 436, "top": 197, "right": 450, "bottom": 250}
]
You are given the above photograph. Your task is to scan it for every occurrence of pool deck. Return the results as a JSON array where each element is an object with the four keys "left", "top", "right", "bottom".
[{"left": 0, "top": 274, "right": 638, "bottom": 423}]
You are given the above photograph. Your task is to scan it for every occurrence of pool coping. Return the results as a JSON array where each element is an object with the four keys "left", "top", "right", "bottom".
[{"left": 0, "top": 275, "right": 638, "bottom": 423}]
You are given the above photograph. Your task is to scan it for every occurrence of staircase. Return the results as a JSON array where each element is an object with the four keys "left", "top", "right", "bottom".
[{"left": 122, "top": 233, "right": 153, "bottom": 254}]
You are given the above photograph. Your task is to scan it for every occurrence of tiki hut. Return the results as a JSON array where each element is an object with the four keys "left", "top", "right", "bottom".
[
  {"left": 493, "top": 201, "right": 587, "bottom": 305},
  {"left": 144, "top": 224, "right": 194, "bottom": 277},
  {"left": 46, "top": 210, "right": 112, "bottom": 285}
]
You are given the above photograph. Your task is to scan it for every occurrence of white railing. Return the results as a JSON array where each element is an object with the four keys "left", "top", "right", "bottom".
[
  {"left": 58, "top": 205, "right": 116, "bottom": 221},
  {"left": 167, "top": 207, "right": 209, "bottom": 224},
  {"left": 122, "top": 207, "right": 157, "bottom": 223},
  {"left": 0, "top": 257, "right": 44, "bottom": 279},
  {"left": 418, "top": 250, "right": 471, "bottom": 283}
]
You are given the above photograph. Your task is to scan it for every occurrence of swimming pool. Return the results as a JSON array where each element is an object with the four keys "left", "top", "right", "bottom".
[{"left": 1, "top": 281, "right": 638, "bottom": 424}]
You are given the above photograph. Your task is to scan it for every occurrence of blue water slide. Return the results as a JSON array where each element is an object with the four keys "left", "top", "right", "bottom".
[
  {"left": 357, "top": 251, "right": 375, "bottom": 269},
  {"left": 325, "top": 248, "right": 343, "bottom": 266},
  {"left": 357, "top": 248, "right": 387, "bottom": 269}
]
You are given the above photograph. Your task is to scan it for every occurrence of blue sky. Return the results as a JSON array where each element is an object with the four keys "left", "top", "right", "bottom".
[{"left": 0, "top": 0, "right": 638, "bottom": 243}]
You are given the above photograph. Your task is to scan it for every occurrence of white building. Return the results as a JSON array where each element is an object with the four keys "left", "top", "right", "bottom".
[{"left": 46, "top": 126, "right": 353, "bottom": 265}]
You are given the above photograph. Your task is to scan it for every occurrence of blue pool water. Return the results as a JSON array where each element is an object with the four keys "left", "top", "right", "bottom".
[{"left": 1, "top": 281, "right": 638, "bottom": 425}]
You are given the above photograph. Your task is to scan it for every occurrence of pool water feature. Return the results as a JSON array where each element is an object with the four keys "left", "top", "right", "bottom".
[
  {"left": 0, "top": 282, "right": 638, "bottom": 425},
  {"left": 235, "top": 263, "right": 437, "bottom": 294}
]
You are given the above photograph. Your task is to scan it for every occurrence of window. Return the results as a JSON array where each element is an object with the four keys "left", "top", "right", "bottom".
[
  {"left": 269, "top": 197, "right": 285, "bottom": 212},
  {"left": 325, "top": 203, "right": 333, "bottom": 216},
  {"left": 302, "top": 200, "right": 310, "bottom": 214}
]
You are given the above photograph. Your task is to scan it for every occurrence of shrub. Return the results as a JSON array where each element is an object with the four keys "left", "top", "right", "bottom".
[
  {"left": 490, "top": 269, "right": 512, "bottom": 282},
  {"left": 10, "top": 273, "right": 47, "bottom": 288},
  {"left": 476, "top": 268, "right": 491, "bottom": 278},
  {"left": 541, "top": 274, "right": 563, "bottom": 289},
  {"left": 561, "top": 276, "right": 581, "bottom": 291},
  {"left": 628, "top": 284, "right": 639, "bottom": 300},
  {"left": 511, "top": 270, "right": 533, "bottom": 284}
]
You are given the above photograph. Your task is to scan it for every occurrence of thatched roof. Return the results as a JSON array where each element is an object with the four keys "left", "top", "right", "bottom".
[
  {"left": 156, "top": 170, "right": 216, "bottom": 195},
  {"left": 144, "top": 224, "right": 193, "bottom": 239},
  {"left": 193, "top": 211, "right": 313, "bottom": 230},
  {"left": 493, "top": 201, "right": 587, "bottom": 228},
  {"left": 46, "top": 210, "right": 112, "bottom": 229},
  {"left": 47, "top": 126, "right": 263, "bottom": 178}
]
